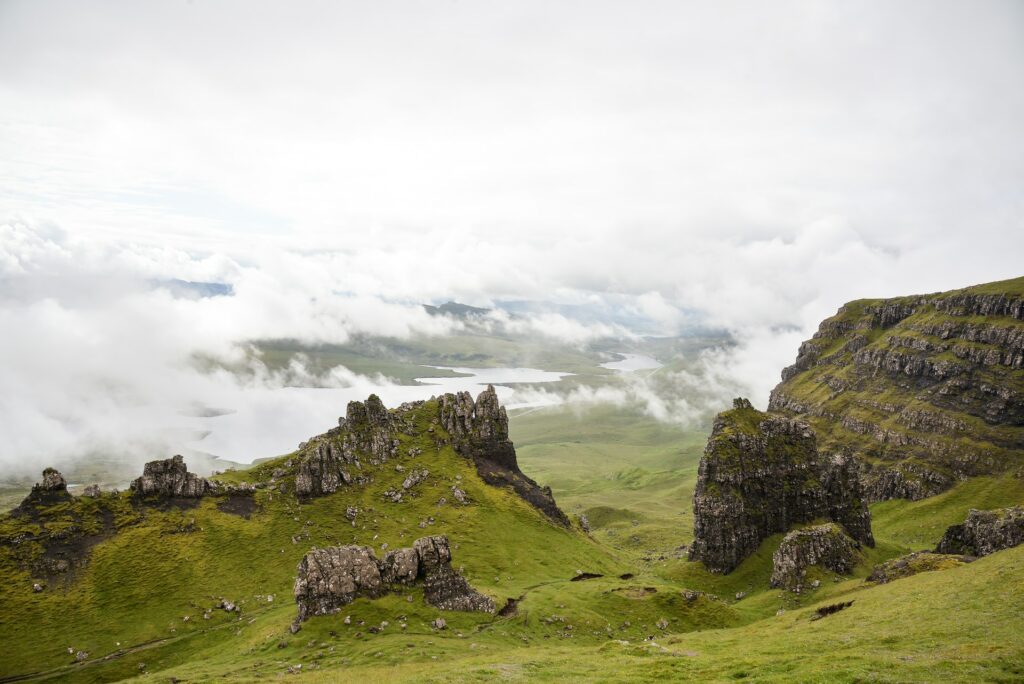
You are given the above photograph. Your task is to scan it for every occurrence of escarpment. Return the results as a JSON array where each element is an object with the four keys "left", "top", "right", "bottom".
[
  {"left": 295, "top": 386, "right": 569, "bottom": 526},
  {"left": 769, "top": 276, "right": 1024, "bottom": 502},
  {"left": 689, "top": 398, "right": 873, "bottom": 574}
]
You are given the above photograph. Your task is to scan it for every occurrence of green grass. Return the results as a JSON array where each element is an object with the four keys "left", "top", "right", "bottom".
[{"left": 3, "top": 384, "right": 1024, "bottom": 681}]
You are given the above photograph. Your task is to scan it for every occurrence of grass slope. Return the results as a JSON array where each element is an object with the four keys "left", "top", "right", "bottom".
[{"left": 2, "top": 399, "right": 1023, "bottom": 681}]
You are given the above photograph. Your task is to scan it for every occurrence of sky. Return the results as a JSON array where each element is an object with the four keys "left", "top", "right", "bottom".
[{"left": 1, "top": 1, "right": 1022, "bottom": 475}]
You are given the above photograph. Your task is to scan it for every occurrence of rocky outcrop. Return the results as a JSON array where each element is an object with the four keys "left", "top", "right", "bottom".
[
  {"left": 295, "top": 442, "right": 352, "bottom": 497},
  {"left": 689, "top": 399, "right": 873, "bottom": 574},
  {"left": 415, "top": 535, "right": 495, "bottom": 612},
  {"left": 770, "top": 523, "right": 861, "bottom": 592},
  {"left": 130, "top": 455, "right": 209, "bottom": 498},
  {"left": 441, "top": 386, "right": 569, "bottom": 527},
  {"left": 768, "top": 277, "right": 1024, "bottom": 503},
  {"left": 867, "top": 551, "right": 975, "bottom": 584},
  {"left": 293, "top": 386, "right": 569, "bottom": 527},
  {"left": 293, "top": 534, "right": 493, "bottom": 622},
  {"left": 935, "top": 506, "right": 1024, "bottom": 556},
  {"left": 18, "top": 468, "right": 72, "bottom": 509},
  {"left": 294, "top": 546, "right": 385, "bottom": 621}
]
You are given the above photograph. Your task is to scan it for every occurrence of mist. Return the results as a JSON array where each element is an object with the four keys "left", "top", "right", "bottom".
[{"left": 2, "top": 1, "right": 1022, "bottom": 476}]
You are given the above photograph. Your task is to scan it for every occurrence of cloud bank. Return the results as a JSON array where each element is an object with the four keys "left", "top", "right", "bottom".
[{"left": 1, "top": 1, "right": 1021, "bottom": 475}]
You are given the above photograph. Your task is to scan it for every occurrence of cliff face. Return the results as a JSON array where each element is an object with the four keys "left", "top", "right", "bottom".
[
  {"left": 295, "top": 386, "right": 569, "bottom": 526},
  {"left": 689, "top": 399, "right": 873, "bottom": 574},
  {"left": 769, "top": 277, "right": 1024, "bottom": 502}
]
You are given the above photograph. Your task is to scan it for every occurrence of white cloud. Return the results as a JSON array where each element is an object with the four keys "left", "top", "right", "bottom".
[{"left": 0, "top": 2, "right": 1022, "bottom": 475}]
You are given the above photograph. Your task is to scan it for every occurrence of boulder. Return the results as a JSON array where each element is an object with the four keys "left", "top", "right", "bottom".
[
  {"left": 770, "top": 523, "right": 861, "bottom": 592},
  {"left": 294, "top": 535, "right": 492, "bottom": 622},
  {"left": 414, "top": 535, "right": 494, "bottom": 612},
  {"left": 130, "top": 455, "right": 209, "bottom": 498},
  {"left": 295, "top": 442, "right": 351, "bottom": 497},
  {"left": 935, "top": 506, "right": 1024, "bottom": 556},
  {"left": 294, "top": 546, "right": 385, "bottom": 621}
]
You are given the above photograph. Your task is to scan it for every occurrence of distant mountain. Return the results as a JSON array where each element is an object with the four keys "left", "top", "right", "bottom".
[{"left": 422, "top": 301, "right": 491, "bottom": 318}]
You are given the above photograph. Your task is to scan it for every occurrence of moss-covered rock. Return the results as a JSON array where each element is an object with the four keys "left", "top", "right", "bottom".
[
  {"left": 770, "top": 523, "right": 862, "bottom": 592},
  {"left": 867, "top": 551, "right": 975, "bottom": 584},
  {"left": 689, "top": 399, "right": 873, "bottom": 574}
]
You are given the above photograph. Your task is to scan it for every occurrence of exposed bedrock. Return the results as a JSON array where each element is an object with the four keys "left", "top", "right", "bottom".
[
  {"left": 294, "top": 386, "right": 569, "bottom": 526},
  {"left": 770, "top": 523, "right": 862, "bottom": 592},
  {"left": 935, "top": 506, "right": 1024, "bottom": 557},
  {"left": 17, "top": 468, "right": 72, "bottom": 509},
  {"left": 441, "top": 386, "right": 570, "bottom": 526},
  {"left": 768, "top": 280, "right": 1024, "bottom": 503},
  {"left": 130, "top": 455, "right": 210, "bottom": 498},
  {"left": 689, "top": 399, "right": 873, "bottom": 574},
  {"left": 294, "top": 534, "right": 493, "bottom": 621}
]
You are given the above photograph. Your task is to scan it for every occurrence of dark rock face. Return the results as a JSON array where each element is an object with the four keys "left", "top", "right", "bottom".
[
  {"left": 415, "top": 535, "right": 494, "bottom": 612},
  {"left": 768, "top": 278, "right": 1024, "bottom": 503},
  {"left": 130, "top": 455, "right": 209, "bottom": 498},
  {"left": 294, "top": 534, "right": 493, "bottom": 622},
  {"left": 935, "top": 506, "right": 1024, "bottom": 556},
  {"left": 867, "top": 551, "right": 975, "bottom": 584},
  {"left": 293, "top": 385, "right": 569, "bottom": 527},
  {"left": 770, "top": 523, "right": 861, "bottom": 592},
  {"left": 441, "top": 386, "right": 569, "bottom": 527},
  {"left": 689, "top": 401, "right": 874, "bottom": 574}
]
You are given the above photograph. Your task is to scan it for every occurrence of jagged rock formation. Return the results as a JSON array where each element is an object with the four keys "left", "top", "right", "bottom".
[
  {"left": 770, "top": 523, "right": 861, "bottom": 592},
  {"left": 17, "top": 468, "right": 72, "bottom": 509},
  {"left": 294, "top": 535, "right": 493, "bottom": 621},
  {"left": 867, "top": 551, "right": 975, "bottom": 584},
  {"left": 130, "top": 455, "right": 210, "bottom": 498},
  {"left": 441, "top": 386, "right": 569, "bottom": 526},
  {"left": 768, "top": 277, "right": 1024, "bottom": 502},
  {"left": 294, "top": 386, "right": 569, "bottom": 526},
  {"left": 935, "top": 506, "right": 1024, "bottom": 556},
  {"left": 689, "top": 399, "right": 874, "bottom": 574},
  {"left": 415, "top": 535, "right": 494, "bottom": 612},
  {"left": 295, "top": 442, "right": 352, "bottom": 497}
]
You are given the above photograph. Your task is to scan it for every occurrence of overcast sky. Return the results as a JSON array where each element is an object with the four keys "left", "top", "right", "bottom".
[{"left": 1, "top": 1, "right": 1022, "bottom": 473}]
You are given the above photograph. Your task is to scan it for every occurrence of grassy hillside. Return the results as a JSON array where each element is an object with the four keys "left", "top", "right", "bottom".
[
  {"left": 3, "top": 329, "right": 1024, "bottom": 681},
  {"left": 769, "top": 276, "right": 1024, "bottom": 501}
]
